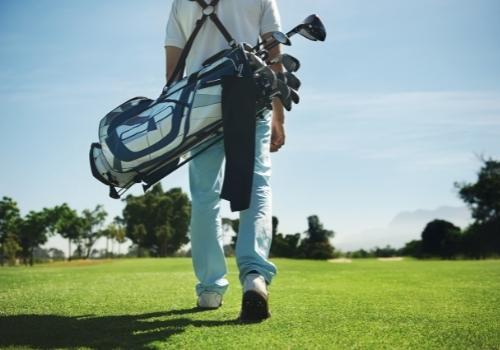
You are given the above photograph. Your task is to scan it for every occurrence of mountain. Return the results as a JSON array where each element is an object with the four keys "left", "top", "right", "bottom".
[{"left": 335, "top": 206, "right": 472, "bottom": 251}]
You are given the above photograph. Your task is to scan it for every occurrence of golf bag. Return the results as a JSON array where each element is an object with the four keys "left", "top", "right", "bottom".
[
  {"left": 90, "top": 45, "right": 264, "bottom": 199},
  {"left": 89, "top": 0, "right": 326, "bottom": 200}
]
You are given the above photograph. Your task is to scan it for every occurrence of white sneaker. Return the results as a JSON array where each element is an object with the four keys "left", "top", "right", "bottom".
[
  {"left": 197, "top": 292, "right": 223, "bottom": 310},
  {"left": 240, "top": 273, "right": 270, "bottom": 322}
]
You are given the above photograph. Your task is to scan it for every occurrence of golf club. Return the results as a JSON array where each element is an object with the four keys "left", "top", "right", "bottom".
[
  {"left": 288, "top": 14, "right": 327, "bottom": 41},
  {"left": 275, "top": 78, "right": 292, "bottom": 111},
  {"left": 255, "top": 66, "right": 278, "bottom": 91},
  {"left": 290, "top": 89, "right": 300, "bottom": 104},
  {"left": 256, "top": 32, "right": 291, "bottom": 59},
  {"left": 246, "top": 50, "right": 267, "bottom": 70},
  {"left": 273, "top": 53, "right": 301, "bottom": 73},
  {"left": 253, "top": 31, "right": 292, "bottom": 52},
  {"left": 265, "top": 14, "right": 327, "bottom": 51},
  {"left": 284, "top": 72, "right": 301, "bottom": 90}
]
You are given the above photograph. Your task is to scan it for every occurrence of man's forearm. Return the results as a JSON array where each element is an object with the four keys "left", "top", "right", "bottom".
[
  {"left": 165, "top": 46, "right": 183, "bottom": 83},
  {"left": 266, "top": 37, "right": 286, "bottom": 124}
]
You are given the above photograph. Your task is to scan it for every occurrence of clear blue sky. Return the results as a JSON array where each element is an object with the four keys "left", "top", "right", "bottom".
[{"left": 1, "top": 0, "right": 499, "bottom": 251}]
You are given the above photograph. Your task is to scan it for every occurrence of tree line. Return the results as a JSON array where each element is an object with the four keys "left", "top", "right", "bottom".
[
  {"left": 1, "top": 158, "right": 497, "bottom": 265},
  {"left": 0, "top": 181, "right": 335, "bottom": 265},
  {"left": 222, "top": 215, "right": 336, "bottom": 260},
  {"left": 0, "top": 184, "right": 191, "bottom": 265},
  {"left": 0, "top": 201, "right": 126, "bottom": 266}
]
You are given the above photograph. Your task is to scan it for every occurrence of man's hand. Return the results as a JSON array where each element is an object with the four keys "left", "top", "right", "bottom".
[
  {"left": 271, "top": 118, "right": 285, "bottom": 152},
  {"left": 271, "top": 98, "right": 285, "bottom": 152}
]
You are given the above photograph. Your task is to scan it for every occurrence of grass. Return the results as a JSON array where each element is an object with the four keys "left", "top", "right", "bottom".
[{"left": 1, "top": 258, "right": 499, "bottom": 349}]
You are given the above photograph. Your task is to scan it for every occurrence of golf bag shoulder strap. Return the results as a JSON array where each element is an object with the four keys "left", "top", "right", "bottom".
[
  {"left": 167, "top": 0, "right": 236, "bottom": 87},
  {"left": 196, "top": 0, "right": 235, "bottom": 45}
]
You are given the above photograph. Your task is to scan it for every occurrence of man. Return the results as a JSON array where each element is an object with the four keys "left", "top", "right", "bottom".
[{"left": 165, "top": 0, "right": 285, "bottom": 322}]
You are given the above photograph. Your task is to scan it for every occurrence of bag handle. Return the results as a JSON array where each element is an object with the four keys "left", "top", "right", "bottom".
[{"left": 167, "top": 0, "right": 236, "bottom": 87}]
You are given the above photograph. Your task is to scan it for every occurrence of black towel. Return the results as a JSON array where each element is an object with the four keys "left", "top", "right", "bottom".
[{"left": 220, "top": 76, "right": 258, "bottom": 212}]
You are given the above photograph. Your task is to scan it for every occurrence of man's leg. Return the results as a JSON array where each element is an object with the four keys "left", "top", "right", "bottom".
[
  {"left": 236, "top": 114, "right": 277, "bottom": 285},
  {"left": 189, "top": 140, "right": 229, "bottom": 299}
]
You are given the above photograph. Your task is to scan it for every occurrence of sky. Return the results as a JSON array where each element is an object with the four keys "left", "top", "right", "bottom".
[{"left": 1, "top": 0, "right": 499, "bottom": 252}]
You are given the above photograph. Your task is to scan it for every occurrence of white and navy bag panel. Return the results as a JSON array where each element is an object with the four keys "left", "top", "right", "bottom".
[{"left": 90, "top": 50, "right": 243, "bottom": 192}]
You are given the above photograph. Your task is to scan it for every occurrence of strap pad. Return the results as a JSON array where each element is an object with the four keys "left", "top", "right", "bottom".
[{"left": 167, "top": 0, "right": 236, "bottom": 87}]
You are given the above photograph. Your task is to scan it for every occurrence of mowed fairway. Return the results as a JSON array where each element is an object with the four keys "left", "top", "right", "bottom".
[{"left": 1, "top": 258, "right": 499, "bottom": 349}]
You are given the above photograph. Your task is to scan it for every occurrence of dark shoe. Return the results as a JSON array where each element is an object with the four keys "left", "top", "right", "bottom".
[{"left": 239, "top": 274, "right": 270, "bottom": 322}]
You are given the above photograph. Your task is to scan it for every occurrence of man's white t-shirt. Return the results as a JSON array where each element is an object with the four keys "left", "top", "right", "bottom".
[{"left": 165, "top": 0, "right": 281, "bottom": 75}]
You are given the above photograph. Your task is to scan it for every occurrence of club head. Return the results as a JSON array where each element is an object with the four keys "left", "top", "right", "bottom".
[
  {"left": 247, "top": 51, "right": 266, "bottom": 70},
  {"left": 276, "top": 79, "right": 292, "bottom": 111},
  {"left": 253, "top": 30, "right": 289, "bottom": 51},
  {"left": 290, "top": 89, "right": 300, "bottom": 104},
  {"left": 256, "top": 65, "right": 276, "bottom": 79},
  {"left": 255, "top": 66, "right": 277, "bottom": 92},
  {"left": 284, "top": 72, "right": 301, "bottom": 90},
  {"left": 291, "top": 14, "right": 327, "bottom": 42},
  {"left": 281, "top": 54, "right": 301, "bottom": 73},
  {"left": 271, "top": 31, "right": 292, "bottom": 46},
  {"left": 276, "top": 72, "right": 287, "bottom": 84}
]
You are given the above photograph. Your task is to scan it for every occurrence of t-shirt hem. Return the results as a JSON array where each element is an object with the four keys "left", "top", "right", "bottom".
[{"left": 164, "top": 39, "right": 186, "bottom": 49}]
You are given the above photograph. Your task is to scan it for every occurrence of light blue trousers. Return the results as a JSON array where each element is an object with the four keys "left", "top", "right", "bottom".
[{"left": 189, "top": 113, "right": 277, "bottom": 296}]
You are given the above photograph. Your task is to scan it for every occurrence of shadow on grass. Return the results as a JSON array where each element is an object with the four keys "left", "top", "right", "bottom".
[{"left": 0, "top": 307, "right": 241, "bottom": 349}]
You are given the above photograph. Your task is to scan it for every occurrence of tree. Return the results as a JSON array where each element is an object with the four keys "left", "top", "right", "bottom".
[
  {"left": 269, "top": 217, "right": 301, "bottom": 258},
  {"left": 225, "top": 215, "right": 303, "bottom": 258},
  {"left": 400, "top": 240, "right": 422, "bottom": 258},
  {"left": 52, "top": 204, "right": 84, "bottom": 261},
  {"left": 456, "top": 158, "right": 500, "bottom": 224},
  {"left": 48, "top": 248, "right": 66, "bottom": 261},
  {"left": 103, "top": 217, "right": 127, "bottom": 257},
  {"left": 33, "top": 247, "right": 51, "bottom": 262},
  {"left": 80, "top": 205, "right": 107, "bottom": 259},
  {"left": 102, "top": 223, "right": 113, "bottom": 258},
  {"left": 123, "top": 184, "right": 190, "bottom": 257},
  {"left": 271, "top": 233, "right": 301, "bottom": 258},
  {"left": 373, "top": 245, "right": 399, "bottom": 258},
  {"left": 272, "top": 216, "right": 278, "bottom": 238},
  {"left": 18, "top": 209, "right": 55, "bottom": 265},
  {"left": 298, "top": 215, "right": 335, "bottom": 260},
  {"left": 456, "top": 158, "right": 500, "bottom": 257},
  {"left": 1, "top": 233, "right": 21, "bottom": 266},
  {"left": 421, "top": 219, "right": 461, "bottom": 258},
  {"left": 460, "top": 220, "right": 500, "bottom": 259},
  {"left": 165, "top": 188, "right": 191, "bottom": 255},
  {"left": 0, "top": 197, "right": 22, "bottom": 266},
  {"left": 348, "top": 249, "right": 371, "bottom": 259},
  {"left": 112, "top": 216, "right": 127, "bottom": 255}
]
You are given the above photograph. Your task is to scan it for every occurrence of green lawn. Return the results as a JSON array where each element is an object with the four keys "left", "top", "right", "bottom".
[{"left": 0, "top": 258, "right": 499, "bottom": 349}]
